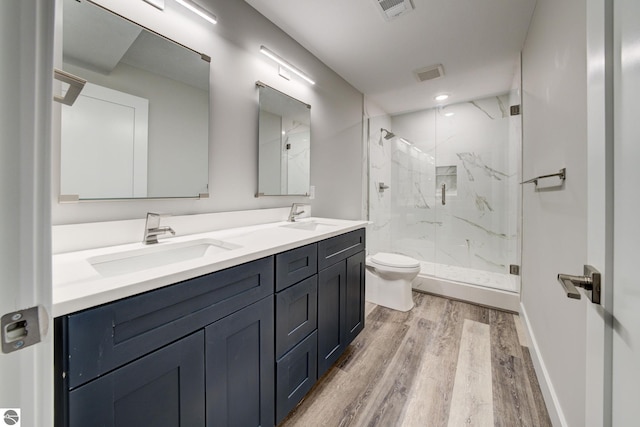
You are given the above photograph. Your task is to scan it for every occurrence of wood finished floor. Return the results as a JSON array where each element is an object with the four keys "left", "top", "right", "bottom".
[{"left": 279, "top": 292, "right": 552, "bottom": 427}]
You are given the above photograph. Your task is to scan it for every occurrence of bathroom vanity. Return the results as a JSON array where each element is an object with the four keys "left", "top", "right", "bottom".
[{"left": 52, "top": 218, "right": 366, "bottom": 427}]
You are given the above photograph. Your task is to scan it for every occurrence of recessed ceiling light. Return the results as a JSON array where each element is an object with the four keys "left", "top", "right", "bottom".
[
  {"left": 444, "top": 112, "right": 455, "bottom": 117},
  {"left": 434, "top": 94, "right": 449, "bottom": 102}
]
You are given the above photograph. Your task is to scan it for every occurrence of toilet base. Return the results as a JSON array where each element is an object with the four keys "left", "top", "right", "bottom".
[{"left": 365, "top": 270, "right": 414, "bottom": 312}]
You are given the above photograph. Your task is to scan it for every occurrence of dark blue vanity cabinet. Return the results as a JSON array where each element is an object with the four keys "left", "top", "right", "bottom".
[
  {"left": 55, "top": 257, "right": 275, "bottom": 427},
  {"left": 55, "top": 227, "right": 366, "bottom": 427}
]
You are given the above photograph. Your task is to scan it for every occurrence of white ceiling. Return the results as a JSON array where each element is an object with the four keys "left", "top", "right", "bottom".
[{"left": 244, "top": 0, "right": 537, "bottom": 115}]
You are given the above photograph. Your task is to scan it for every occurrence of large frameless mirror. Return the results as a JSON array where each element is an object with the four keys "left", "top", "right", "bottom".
[
  {"left": 256, "top": 82, "right": 311, "bottom": 197},
  {"left": 58, "top": 0, "right": 210, "bottom": 200}
]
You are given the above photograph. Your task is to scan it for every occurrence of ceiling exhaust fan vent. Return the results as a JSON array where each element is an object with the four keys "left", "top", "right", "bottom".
[
  {"left": 414, "top": 64, "right": 445, "bottom": 82},
  {"left": 376, "top": 0, "right": 414, "bottom": 21}
]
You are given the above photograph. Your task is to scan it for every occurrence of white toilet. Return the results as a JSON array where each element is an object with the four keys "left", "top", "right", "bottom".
[{"left": 365, "top": 252, "right": 421, "bottom": 312}]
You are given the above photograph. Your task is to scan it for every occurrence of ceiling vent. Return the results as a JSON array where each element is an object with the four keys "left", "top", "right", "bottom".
[
  {"left": 414, "top": 64, "right": 445, "bottom": 82},
  {"left": 376, "top": 0, "right": 414, "bottom": 21}
]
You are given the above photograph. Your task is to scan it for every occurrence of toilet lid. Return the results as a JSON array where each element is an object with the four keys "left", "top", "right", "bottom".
[{"left": 370, "top": 253, "right": 420, "bottom": 269}]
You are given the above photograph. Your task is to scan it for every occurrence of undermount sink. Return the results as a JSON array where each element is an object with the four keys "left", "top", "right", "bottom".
[
  {"left": 280, "top": 220, "right": 338, "bottom": 232},
  {"left": 88, "top": 238, "right": 241, "bottom": 277}
]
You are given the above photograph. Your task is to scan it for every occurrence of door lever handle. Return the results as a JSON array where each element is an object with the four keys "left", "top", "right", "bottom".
[{"left": 557, "top": 265, "right": 601, "bottom": 304}]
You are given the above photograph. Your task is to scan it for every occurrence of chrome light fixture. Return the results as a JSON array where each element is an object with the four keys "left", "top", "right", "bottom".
[
  {"left": 175, "top": 0, "right": 217, "bottom": 24},
  {"left": 260, "top": 46, "right": 315, "bottom": 85},
  {"left": 143, "top": 0, "right": 165, "bottom": 10}
]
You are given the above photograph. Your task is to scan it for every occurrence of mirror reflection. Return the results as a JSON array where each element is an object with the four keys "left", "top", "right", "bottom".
[
  {"left": 257, "top": 83, "right": 311, "bottom": 196},
  {"left": 60, "top": 0, "right": 210, "bottom": 200}
]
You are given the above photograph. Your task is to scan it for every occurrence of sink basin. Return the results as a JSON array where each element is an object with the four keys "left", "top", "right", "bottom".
[
  {"left": 280, "top": 220, "right": 338, "bottom": 232},
  {"left": 88, "top": 238, "right": 241, "bottom": 277}
]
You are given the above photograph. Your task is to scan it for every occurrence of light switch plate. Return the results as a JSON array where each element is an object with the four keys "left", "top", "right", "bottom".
[{"left": 143, "top": 0, "right": 165, "bottom": 10}]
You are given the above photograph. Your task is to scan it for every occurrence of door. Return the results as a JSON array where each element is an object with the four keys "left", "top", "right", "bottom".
[
  {"left": 60, "top": 83, "right": 149, "bottom": 199},
  {"left": 611, "top": 0, "right": 640, "bottom": 423},
  {"left": 585, "top": 0, "right": 640, "bottom": 424},
  {"left": 0, "top": 2, "right": 54, "bottom": 427}
]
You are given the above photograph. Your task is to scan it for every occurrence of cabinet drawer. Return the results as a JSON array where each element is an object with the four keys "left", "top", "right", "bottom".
[
  {"left": 62, "top": 256, "right": 274, "bottom": 389},
  {"left": 317, "top": 228, "right": 366, "bottom": 270},
  {"left": 275, "top": 243, "right": 317, "bottom": 291},
  {"left": 276, "top": 330, "right": 318, "bottom": 424},
  {"left": 275, "top": 275, "right": 317, "bottom": 359}
]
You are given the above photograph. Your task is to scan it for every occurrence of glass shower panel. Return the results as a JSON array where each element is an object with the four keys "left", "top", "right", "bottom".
[{"left": 388, "top": 110, "right": 436, "bottom": 277}]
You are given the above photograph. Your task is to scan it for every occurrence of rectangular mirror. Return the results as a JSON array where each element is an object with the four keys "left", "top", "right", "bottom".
[
  {"left": 59, "top": 0, "right": 210, "bottom": 200},
  {"left": 257, "top": 82, "right": 311, "bottom": 196}
]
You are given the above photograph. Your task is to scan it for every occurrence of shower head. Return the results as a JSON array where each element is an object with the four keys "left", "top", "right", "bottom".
[{"left": 381, "top": 128, "right": 395, "bottom": 140}]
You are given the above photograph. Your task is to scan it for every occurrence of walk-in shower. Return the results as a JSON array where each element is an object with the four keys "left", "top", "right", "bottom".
[{"left": 367, "top": 91, "right": 521, "bottom": 311}]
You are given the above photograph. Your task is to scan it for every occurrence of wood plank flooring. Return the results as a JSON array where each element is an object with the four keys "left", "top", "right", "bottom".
[{"left": 279, "top": 292, "right": 552, "bottom": 427}]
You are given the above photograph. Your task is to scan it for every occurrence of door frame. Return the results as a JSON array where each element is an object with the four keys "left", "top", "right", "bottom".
[
  {"left": 0, "top": 1, "right": 55, "bottom": 426},
  {"left": 585, "top": 0, "right": 614, "bottom": 425}
]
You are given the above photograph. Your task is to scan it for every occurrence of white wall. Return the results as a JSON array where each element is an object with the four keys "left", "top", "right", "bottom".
[
  {"left": 52, "top": 0, "right": 363, "bottom": 225},
  {"left": 521, "top": 0, "right": 588, "bottom": 424}
]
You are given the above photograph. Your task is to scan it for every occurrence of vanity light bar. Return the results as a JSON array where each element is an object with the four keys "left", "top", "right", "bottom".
[
  {"left": 175, "top": 0, "right": 217, "bottom": 24},
  {"left": 260, "top": 46, "right": 316, "bottom": 85}
]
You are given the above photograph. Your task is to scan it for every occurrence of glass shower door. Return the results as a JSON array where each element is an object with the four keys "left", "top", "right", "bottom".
[{"left": 432, "top": 93, "right": 521, "bottom": 292}]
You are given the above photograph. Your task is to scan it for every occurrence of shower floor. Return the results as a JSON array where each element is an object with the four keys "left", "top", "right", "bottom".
[{"left": 418, "top": 261, "right": 520, "bottom": 293}]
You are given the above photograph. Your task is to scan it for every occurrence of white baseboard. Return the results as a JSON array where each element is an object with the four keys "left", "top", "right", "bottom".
[{"left": 519, "top": 302, "right": 567, "bottom": 427}]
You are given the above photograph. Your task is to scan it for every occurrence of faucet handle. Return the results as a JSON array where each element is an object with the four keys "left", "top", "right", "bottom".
[{"left": 145, "top": 212, "right": 161, "bottom": 229}]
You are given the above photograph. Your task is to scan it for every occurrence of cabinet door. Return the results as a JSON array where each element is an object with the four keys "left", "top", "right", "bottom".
[
  {"left": 317, "top": 261, "right": 346, "bottom": 377},
  {"left": 345, "top": 251, "right": 365, "bottom": 345},
  {"left": 67, "top": 331, "right": 205, "bottom": 427},
  {"left": 206, "top": 296, "right": 275, "bottom": 427}
]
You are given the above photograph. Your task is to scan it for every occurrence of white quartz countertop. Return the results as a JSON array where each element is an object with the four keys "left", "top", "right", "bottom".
[{"left": 52, "top": 217, "right": 368, "bottom": 317}]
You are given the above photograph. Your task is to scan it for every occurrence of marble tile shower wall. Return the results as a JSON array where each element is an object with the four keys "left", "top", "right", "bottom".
[{"left": 369, "top": 94, "right": 520, "bottom": 276}]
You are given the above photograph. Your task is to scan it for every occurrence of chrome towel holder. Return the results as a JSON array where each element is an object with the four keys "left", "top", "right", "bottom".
[{"left": 521, "top": 168, "right": 566, "bottom": 187}]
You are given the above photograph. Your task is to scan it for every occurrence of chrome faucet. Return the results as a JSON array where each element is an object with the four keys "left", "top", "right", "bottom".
[
  {"left": 287, "top": 203, "right": 306, "bottom": 222},
  {"left": 143, "top": 212, "right": 176, "bottom": 244}
]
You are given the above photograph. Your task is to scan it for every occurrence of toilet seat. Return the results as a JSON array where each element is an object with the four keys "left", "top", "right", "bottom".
[{"left": 370, "top": 253, "right": 420, "bottom": 269}]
